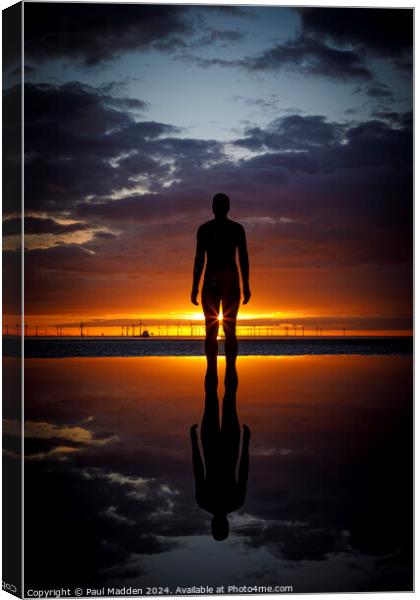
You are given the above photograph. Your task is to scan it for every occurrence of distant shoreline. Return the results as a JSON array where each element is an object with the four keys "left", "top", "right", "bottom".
[
  {"left": 2, "top": 334, "right": 414, "bottom": 341},
  {"left": 4, "top": 336, "right": 413, "bottom": 358}
]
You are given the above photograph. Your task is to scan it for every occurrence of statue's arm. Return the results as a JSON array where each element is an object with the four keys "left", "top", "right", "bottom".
[
  {"left": 238, "top": 226, "right": 251, "bottom": 303},
  {"left": 191, "top": 228, "right": 205, "bottom": 304}
]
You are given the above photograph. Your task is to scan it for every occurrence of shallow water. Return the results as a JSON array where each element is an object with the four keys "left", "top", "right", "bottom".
[{"left": 12, "top": 355, "right": 413, "bottom": 593}]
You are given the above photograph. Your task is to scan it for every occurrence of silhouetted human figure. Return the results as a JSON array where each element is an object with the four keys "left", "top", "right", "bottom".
[
  {"left": 190, "top": 359, "right": 251, "bottom": 541},
  {"left": 191, "top": 193, "right": 251, "bottom": 359}
]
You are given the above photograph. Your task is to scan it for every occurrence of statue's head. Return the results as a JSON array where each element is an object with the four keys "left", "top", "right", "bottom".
[
  {"left": 212, "top": 193, "right": 230, "bottom": 218},
  {"left": 211, "top": 514, "right": 229, "bottom": 541}
]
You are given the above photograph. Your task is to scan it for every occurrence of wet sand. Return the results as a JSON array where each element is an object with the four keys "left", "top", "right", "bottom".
[{"left": 16, "top": 355, "right": 413, "bottom": 593}]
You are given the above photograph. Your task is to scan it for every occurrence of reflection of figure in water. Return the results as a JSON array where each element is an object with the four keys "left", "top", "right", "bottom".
[
  {"left": 190, "top": 357, "right": 251, "bottom": 541},
  {"left": 191, "top": 193, "right": 251, "bottom": 358}
]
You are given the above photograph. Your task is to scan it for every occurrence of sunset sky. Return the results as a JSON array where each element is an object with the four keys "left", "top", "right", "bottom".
[{"left": 3, "top": 3, "right": 413, "bottom": 334}]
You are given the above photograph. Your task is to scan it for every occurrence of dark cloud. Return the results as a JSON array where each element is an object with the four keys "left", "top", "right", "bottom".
[
  {"left": 297, "top": 8, "right": 413, "bottom": 59},
  {"left": 201, "top": 5, "right": 256, "bottom": 18},
  {"left": 194, "top": 27, "right": 245, "bottom": 47},
  {"left": 235, "top": 114, "right": 342, "bottom": 152},
  {"left": 4, "top": 216, "right": 90, "bottom": 237},
  {"left": 186, "top": 8, "right": 412, "bottom": 83},
  {"left": 355, "top": 82, "right": 394, "bottom": 99},
  {"left": 94, "top": 231, "right": 119, "bottom": 241},
  {"left": 188, "top": 36, "right": 372, "bottom": 81},
  {"left": 20, "top": 82, "right": 182, "bottom": 212},
  {"left": 23, "top": 4, "right": 246, "bottom": 67},
  {"left": 372, "top": 111, "right": 413, "bottom": 129},
  {"left": 241, "top": 36, "right": 372, "bottom": 81},
  {"left": 367, "top": 86, "right": 393, "bottom": 99},
  {"left": 76, "top": 193, "right": 196, "bottom": 224},
  {"left": 340, "top": 120, "right": 412, "bottom": 168},
  {"left": 234, "top": 114, "right": 412, "bottom": 170},
  {"left": 24, "top": 81, "right": 151, "bottom": 134},
  {"left": 24, "top": 3, "right": 194, "bottom": 66},
  {"left": 21, "top": 81, "right": 227, "bottom": 216},
  {"left": 372, "top": 111, "right": 401, "bottom": 123}
]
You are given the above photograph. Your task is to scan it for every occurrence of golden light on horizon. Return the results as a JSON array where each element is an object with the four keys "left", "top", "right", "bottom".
[{"left": 4, "top": 306, "right": 412, "bottom": 338}]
